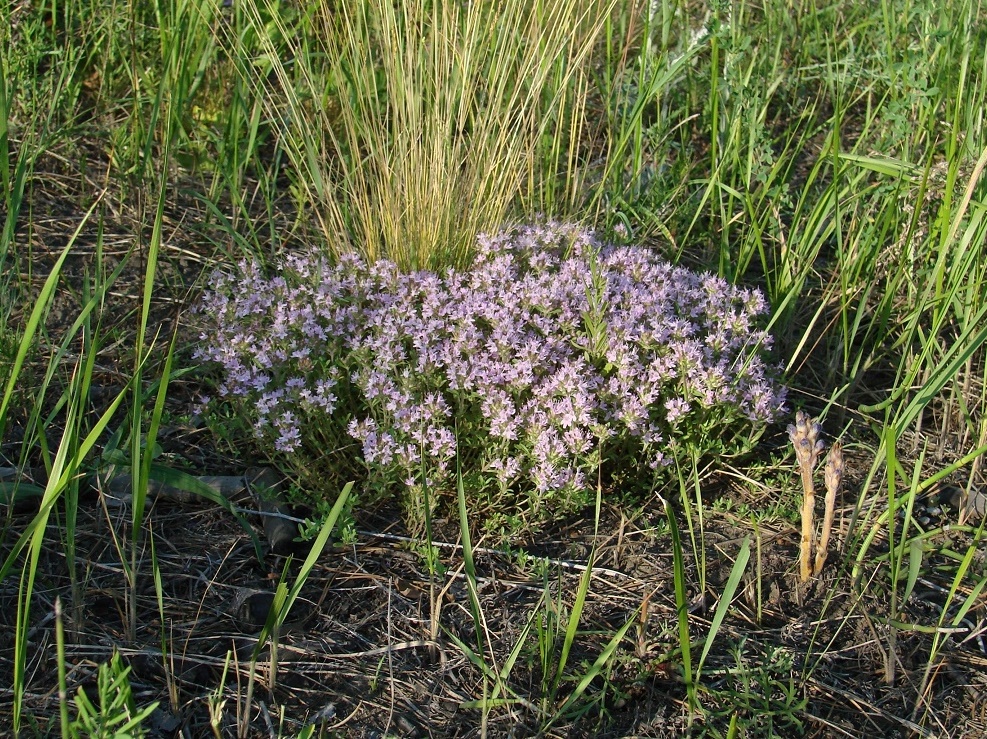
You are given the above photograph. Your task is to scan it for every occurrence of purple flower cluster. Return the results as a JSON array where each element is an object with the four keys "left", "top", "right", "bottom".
[{"left": 196, "top": 222, "right": 786, "bottom": 521}]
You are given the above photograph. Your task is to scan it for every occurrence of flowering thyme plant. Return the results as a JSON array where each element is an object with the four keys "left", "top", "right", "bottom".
[{"left": 196, "top": 223, "right": 786, "bottom": 532}]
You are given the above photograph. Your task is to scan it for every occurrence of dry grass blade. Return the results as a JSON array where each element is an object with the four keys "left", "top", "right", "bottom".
[{"left": 243, "top": 0, "right": 614, "bottom": 270}]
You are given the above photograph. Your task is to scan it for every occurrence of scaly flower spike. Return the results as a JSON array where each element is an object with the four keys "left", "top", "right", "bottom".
[
  {"left": 814, "top": 440, "right": 843, "bottom": 576},
  {"left": 788, "top": 411, "right": 824, "bottom": 582}
]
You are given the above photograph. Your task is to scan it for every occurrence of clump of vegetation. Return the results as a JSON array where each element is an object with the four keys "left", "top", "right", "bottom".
[
  {"left": 244, "top": 0, "right": 614, "bottom": 270},
  {"left": 3, "top": 0, "right": 987, "bottom": 735},
  {"left": 196, "top": 222, "right": 785, "bottom": 531}
]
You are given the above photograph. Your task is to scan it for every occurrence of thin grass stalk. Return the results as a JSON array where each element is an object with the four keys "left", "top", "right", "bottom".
[
  {"left": 55, "top": 597, "right": 70, "bottom": 739},
  {"left": 62, "top": 313, "right": 101, "bottom": 638},
  {"left": 456, "top": 465, "right": 632, "bottom": 730},
  {"left": 6, "top": 214, "right": 123, "bottom": 496},
  {"left": 122, "top": 8, "right": 183, "bottom": 630},
  {"left": 819, "top": 154, "right": 918, "bottom": 396},
  {"left": 0, "top": 68, "right": 38, "bottom": 287},
  {"left": 118, "top": 0, "right": 215, "bottom": 626},
  {"left": 149, "top": 517, "right": 179, "bottom": 713},
  {"left": 862, "top": 149, "right": 987, "bottom": 443},
  {"left": 203, "top": 34, "right": 271, "bottom": 264},
  {"left": 547, "top": 605, "right": 638, "bottom": 732},
  {"left": 0, "top": 237, "right": 73, "bottom": 436},
  {"left": 461, "top": 587, "right": 542, "bottom": 716},
  {"left": 913, "top": 545, "right": 986, "bottom": 722},
  {"left": 753, "top": 517, "right": 763, "bottom": 624},
  {"left": 0, "top": 197, "right": 122, "bottom": 731},
  {"left": 883, "top": 427, "right": 900, "bottom": 685},
  {"left": 0, "top": 18, "right": 58, "bottom": 288},
  {"left": 453, "top": 455, "right": 495, "bottom": 735},
  {"left": 0, "top": 39, "right": 8, "bottom": 203},
  {"left": 536, "top": 575, "right": 560, "bottom": 713},
  {"left": 848, "top": 445, "right": 901, "bottom": 586},
  {"left": 208, "top": 652, "right": 232, "bottom": 737},
  {"left": 127, "top": 158, "right": 170, "bottom": 642},
  {"left": 65, "top": 228, "right": 107, "bottom": 630},
  {"left": 63, "top": 367, "right": 86, "bottom": 637},
  {"left": 524, "top": 59, "right": 591, "bottom": 218},
  {"left": 448, "top": 628, "right": 538, "bottom": 716},
  {"left": 5, "top": 357, "right": 135, "bottom": 729},
  {"left": 662, "top": 493, "right": 695, "bottom": 716},
  {"left": 0, "top": 380, "right": 134, "bottom": 586},
  {"left": 591, "top": 19, "right": 704, "bottom": 219},
  {"left": 689, "top": 457, "right": 707, "bottom": 597},
  {"left": 241, "top": 481, "right": 352, "bottom": 736},
  {"left": 454, "top": 459, "right": 482, "bottom": 651},
  {"left": 551, "top": 467, "right": 603, "bottom": 702},
  {"left": 673, "top": 455, "right": 707, "bottom": 602},
  {"left": 13, "top": 363, "right": 83, "bottom": 731}
]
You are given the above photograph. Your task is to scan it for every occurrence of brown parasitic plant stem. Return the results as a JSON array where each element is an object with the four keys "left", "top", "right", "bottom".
[
  {"left": 814, "top": 440, "right": 843, "bottom": 576},
  {"left": 789, "top": 411, "right": 825, "bottom": 583},
  {"left": 798, "top": 460, "right": 815, "bottom": 582}
]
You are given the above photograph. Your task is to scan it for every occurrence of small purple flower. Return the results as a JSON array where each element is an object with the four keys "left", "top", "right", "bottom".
[
  {"left": 664, "top": 397, "right": 691, "bottom": 425},
  {"left": 274, "top": 411, "right": 301, "bottom": 452},
  {"left": 196, "top": 220, "right": 786, "bottom": 525}
]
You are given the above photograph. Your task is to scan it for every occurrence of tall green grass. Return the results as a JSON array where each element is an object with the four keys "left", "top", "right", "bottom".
[{"left": 0, "top": 0, "right": 224, "bottom": 733}]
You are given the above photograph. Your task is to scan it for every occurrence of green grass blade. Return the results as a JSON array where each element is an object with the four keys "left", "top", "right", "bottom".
[
  {"left": 0, "top": 193, "right": 102, "bottom": 434},
  {"left": 550, "top": 608, "right": 639, "bottom": 726},
  {"left": 134, "top": 332, "right": 178, "bottom": 538},
  {"left": 697, "top": 537, "right": 751, "bottom": 674},
  {"left": 456, "top": 459, "right": 483, "bottom": 652},
  {"left": 663, "top": 494, "right": 695, "bottom": 712},
  {"left": 553, "top": 475, "right": 603, "bottom": 698},
  {"left": 0, "top": 373, "right": 134, "bottom": 583},
  {"left": 283, "top": 481, "right": 353, "bottom": 616}
]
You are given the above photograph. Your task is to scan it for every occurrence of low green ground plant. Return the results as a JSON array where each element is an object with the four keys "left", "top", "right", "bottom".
[
  {"left": 195, "top": 222, "right": 785, "bottom": 534},
  {"left": 55, "top": 601, "right": 159, "bottom": 739}
]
